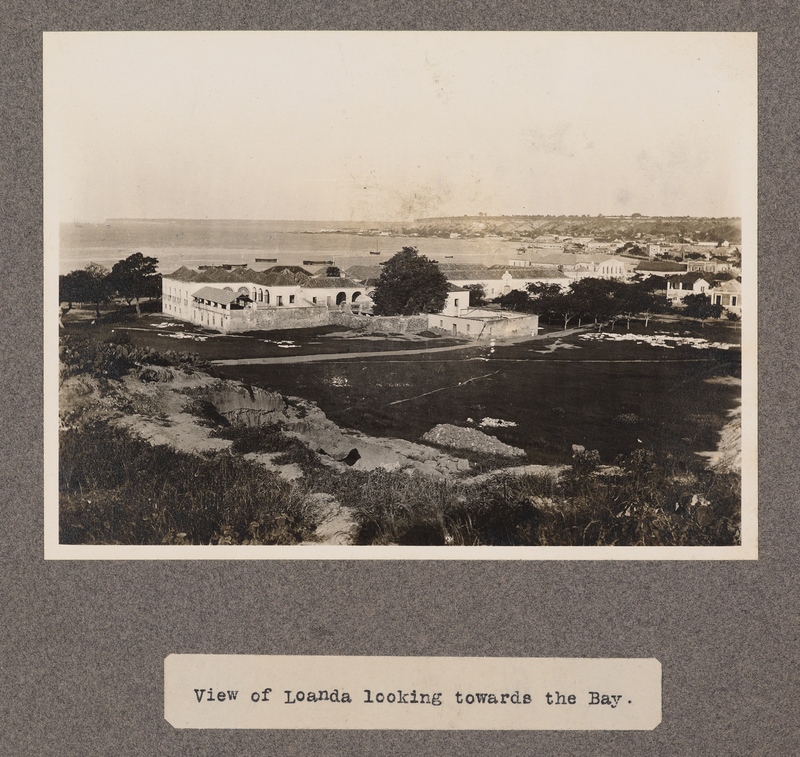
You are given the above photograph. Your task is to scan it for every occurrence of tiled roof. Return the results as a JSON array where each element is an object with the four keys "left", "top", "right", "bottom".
[
  {"left": 249, "top": 271, "right": 300, "bottom": 287},
  {"left": 345, "top": 265, "right": 383, "bottom": 282},
  {"left": 711, "top": 277, "right": 741, "bottom": 291},
  {"left": 196, "top": 267, "right": 250, "bottom": 283},
  {"left": 304, "top": 276, "right": 364, "bottom": 289},
  {"left": 437, "top": 265, "right": 493, "bottom": 279},
  {"left": 437, "top": 263, "right": 489, "bottom": 273},
  {"left": 166, "top": 266, "right": 201, "bottom": 281},
  {"left": 167, "top": 266, "right": 299, "bottom": 287},
  {"left": 496, "top": 268, "right": 569, "bottom": 279},
  {"left": 191, "top": 286, "right": 247, "bottom": 305},
  {"left": 258, "top": 265, "right": 315, "bottom": 282},
  {"left": 671, "top": 272, "right": 711, "bottom": 285},
  {"left": 635, "top": 260, "right": 688, "bottom": 272}
]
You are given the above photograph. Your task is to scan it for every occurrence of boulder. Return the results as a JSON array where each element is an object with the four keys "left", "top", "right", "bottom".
[{"left": 421, "top": 424, "right": 526, "bottom": 458}]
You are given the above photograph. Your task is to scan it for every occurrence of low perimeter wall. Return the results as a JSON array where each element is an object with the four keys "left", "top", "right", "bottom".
[
  {"left": 178, "top": 304, "right": 534, "bottom": 339},
  {"left": 216, "top": 306, "right": 333, "bottom": 333},
  {"left": 329, "top": 312, "right": 430, "bottom": 334},
  {"left": 429, "top": 312, "right": 539, "bottom": 340},
  {"left": 188, "top": 305, "right": 432, "bottom": 334}
]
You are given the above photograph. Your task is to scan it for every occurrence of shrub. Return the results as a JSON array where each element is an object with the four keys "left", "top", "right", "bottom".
[
  {"left": 60, "top": 335, "right": 204, "bottom": 382},
  {"left": 339, "top": 448, "right": 739, "bottom": 548},
  {"left": 213, "top": 422, "right": 296, "bottom": 455}
]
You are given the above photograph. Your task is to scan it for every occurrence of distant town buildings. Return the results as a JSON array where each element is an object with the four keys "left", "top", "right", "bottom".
[{"left": 160, "top": 229, "right": 743, "bottom": 334}]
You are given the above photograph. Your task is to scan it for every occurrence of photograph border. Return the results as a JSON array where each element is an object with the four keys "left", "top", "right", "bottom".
[{"left": 43, "top": 30, "right": 758, "bottom": 561}]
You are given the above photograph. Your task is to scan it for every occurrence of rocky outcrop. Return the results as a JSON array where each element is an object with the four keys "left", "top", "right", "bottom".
[
  {"left": 707, "top": 406, "right": 742, "bottom": 474},
  {"left": 198, "top": 381, "right": 471, "bottom": 477},
  {"left": 421, "top": 424, "right": 527, "bottom": 458}
]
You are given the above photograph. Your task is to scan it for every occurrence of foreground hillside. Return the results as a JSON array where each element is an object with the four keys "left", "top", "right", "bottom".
[{"left": 58, "top": 333, "right": 741, "bottom": 547}]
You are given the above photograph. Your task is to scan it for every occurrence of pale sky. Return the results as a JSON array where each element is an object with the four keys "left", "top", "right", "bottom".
[{"left": 44, "top": 31, "right": 756, "bottom": 222}]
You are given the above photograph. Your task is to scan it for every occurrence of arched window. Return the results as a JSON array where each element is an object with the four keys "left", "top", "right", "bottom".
[
  {"left": 351, "top": 291, "right": 362, "bottom": 302},
  {"left": 336, "top": 291, "right": 347, "bottom": 306}
]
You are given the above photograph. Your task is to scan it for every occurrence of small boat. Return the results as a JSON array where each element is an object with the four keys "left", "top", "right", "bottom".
[
  {"left": 255, "top": 257, "right": 278, "bottom": 263},
  {"left": 369, "top": 251, "right": 381, "bottom": 255},
  {"left": 445, "top": 255, "right": 454, "bottom": 258},
  {"left": 303, "top": 260, "right": 334, "bottom": 266}
]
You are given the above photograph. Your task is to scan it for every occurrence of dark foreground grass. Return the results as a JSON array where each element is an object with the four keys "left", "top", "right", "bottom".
[
  {"left": 337, "top": 451, "right": 740, "bottom": 547},
  {"left": 59, "top": 422, "right": 317, "bottom": 545},
  {"left": 63, "top": 318, "right": 467, "bottom": 361},
  {"left": 209, "top": 421, "right": 323, "bottom": 471},
  {"left": 59, "top": 419, "right": 740, "bottom": 547}
]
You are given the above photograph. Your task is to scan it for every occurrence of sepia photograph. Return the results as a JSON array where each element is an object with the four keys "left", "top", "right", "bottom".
[{"left": 44, "top": 31, "right": 757, "bottom": 558}]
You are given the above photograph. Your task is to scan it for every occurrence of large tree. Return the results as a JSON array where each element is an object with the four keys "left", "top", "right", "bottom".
[
  {"left": 109, "top": 252, "right": 160, "bottom": 315},
  {"left": 495, "top": 289, "right": 535, "bottom": 312},
  {"left": 465, "top": 283, "right": 486, "bottom": 307},
  {"left": 371, "top": 247, "right": 449, "bottom": 316},
  {"left": 617, "top": 284, "right": 669, "bottom": 329},
  {"left": 59, "top": 269, "right": 92, "bottom": 315},
  {"left": 59, "top": 263, "right": 112, "bottom": 319},
  {"left": 683, "top": 293, "right": 723, "bottom": 322},
  {"left": 568, "top": 278, "right": 621, "bottom": 326}
]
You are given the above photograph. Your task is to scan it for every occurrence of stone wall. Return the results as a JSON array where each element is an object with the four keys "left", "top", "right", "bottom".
[
  {"left": 222, "top": 305, "right": 333, "bottom": 333},
  {"left": 329, "top": 312, "right": 430, "bottom": 334}
]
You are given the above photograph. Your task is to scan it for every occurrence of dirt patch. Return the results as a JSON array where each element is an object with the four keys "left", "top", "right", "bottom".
[
  {"left": 302, "top": 492, "right": 357, "bottom": 545},
  {"left": 243, "top": 452, "right": 304, "bottom": 481},
  {"left": 698, "top": 405, "right": 742, "bottom": 474}
]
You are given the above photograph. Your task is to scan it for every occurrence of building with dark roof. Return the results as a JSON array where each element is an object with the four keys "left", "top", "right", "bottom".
[
  {"left": 635, "top": 260, "right": 688, "bottom": 276},
  {"left": 161, "top": 265, "right": 368, "bottom": 331},
  {"left": 666, "top": 272, "right": 712, "bottom": 302}
]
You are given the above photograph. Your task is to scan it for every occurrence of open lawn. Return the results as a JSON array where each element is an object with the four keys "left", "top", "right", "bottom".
[
  {"left": 209, "top": 321, "right": 741, "bottom": 466},
  {"left": 62, "top": 314, "right": 469, "bottom": 359}
]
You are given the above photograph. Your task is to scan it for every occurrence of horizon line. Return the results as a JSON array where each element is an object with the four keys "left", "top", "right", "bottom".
[{"left": 63, "top": 214, "right": 744, "bottom": 225}]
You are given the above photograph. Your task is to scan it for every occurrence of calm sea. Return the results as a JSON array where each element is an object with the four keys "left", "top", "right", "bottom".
[{"left": 59, "top": 220, "right": 521, "bottom": 275}]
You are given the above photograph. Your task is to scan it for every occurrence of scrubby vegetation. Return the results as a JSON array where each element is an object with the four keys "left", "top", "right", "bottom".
[
  {"left": 338, "top": 448, "right": 740, "bottom": 547},
  {"left": 60, "top": 333, "right": 205, "bottom": 382},
  {"left": 59, "top": 422, "right": 317, "bottom": 545},
  {"left": 210, "top": 421, "right": 323, "bottom": 471}
]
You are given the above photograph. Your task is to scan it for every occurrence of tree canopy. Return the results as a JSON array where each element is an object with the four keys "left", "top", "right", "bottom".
[
  {"left": 682, "top": 293, "right": 723, "bottom": 321},
  {"left": 494, "top": 277, "right": 672, "bottom": 329},
  {"left": 109, "top": 252, "right": 160, "bottom": 315},
  {"left": 59, "top": 263, "right": 112, "bottom": 318},
  {"left": 465, "top": 283, "right": 486, "bottom": 307},
  {"left": 371, "top": 247, "right": 449, "bottom": 316}
]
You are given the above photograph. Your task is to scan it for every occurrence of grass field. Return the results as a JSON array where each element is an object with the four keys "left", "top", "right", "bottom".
[
  {"left": 207, "top": 322, "right": 740, "bottom": 466},
  {"left": 62, "top": 315, "right": 471, "bottom": 360}
]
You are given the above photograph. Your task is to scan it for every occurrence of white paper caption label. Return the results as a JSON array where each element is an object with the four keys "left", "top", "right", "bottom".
[{"left": 164, "top": 655, "right": 661, "bottom": 730}]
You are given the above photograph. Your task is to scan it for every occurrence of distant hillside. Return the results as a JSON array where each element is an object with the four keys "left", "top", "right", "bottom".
[{"left": 409, "top": 215, "right": 741, "bottom": 244}]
